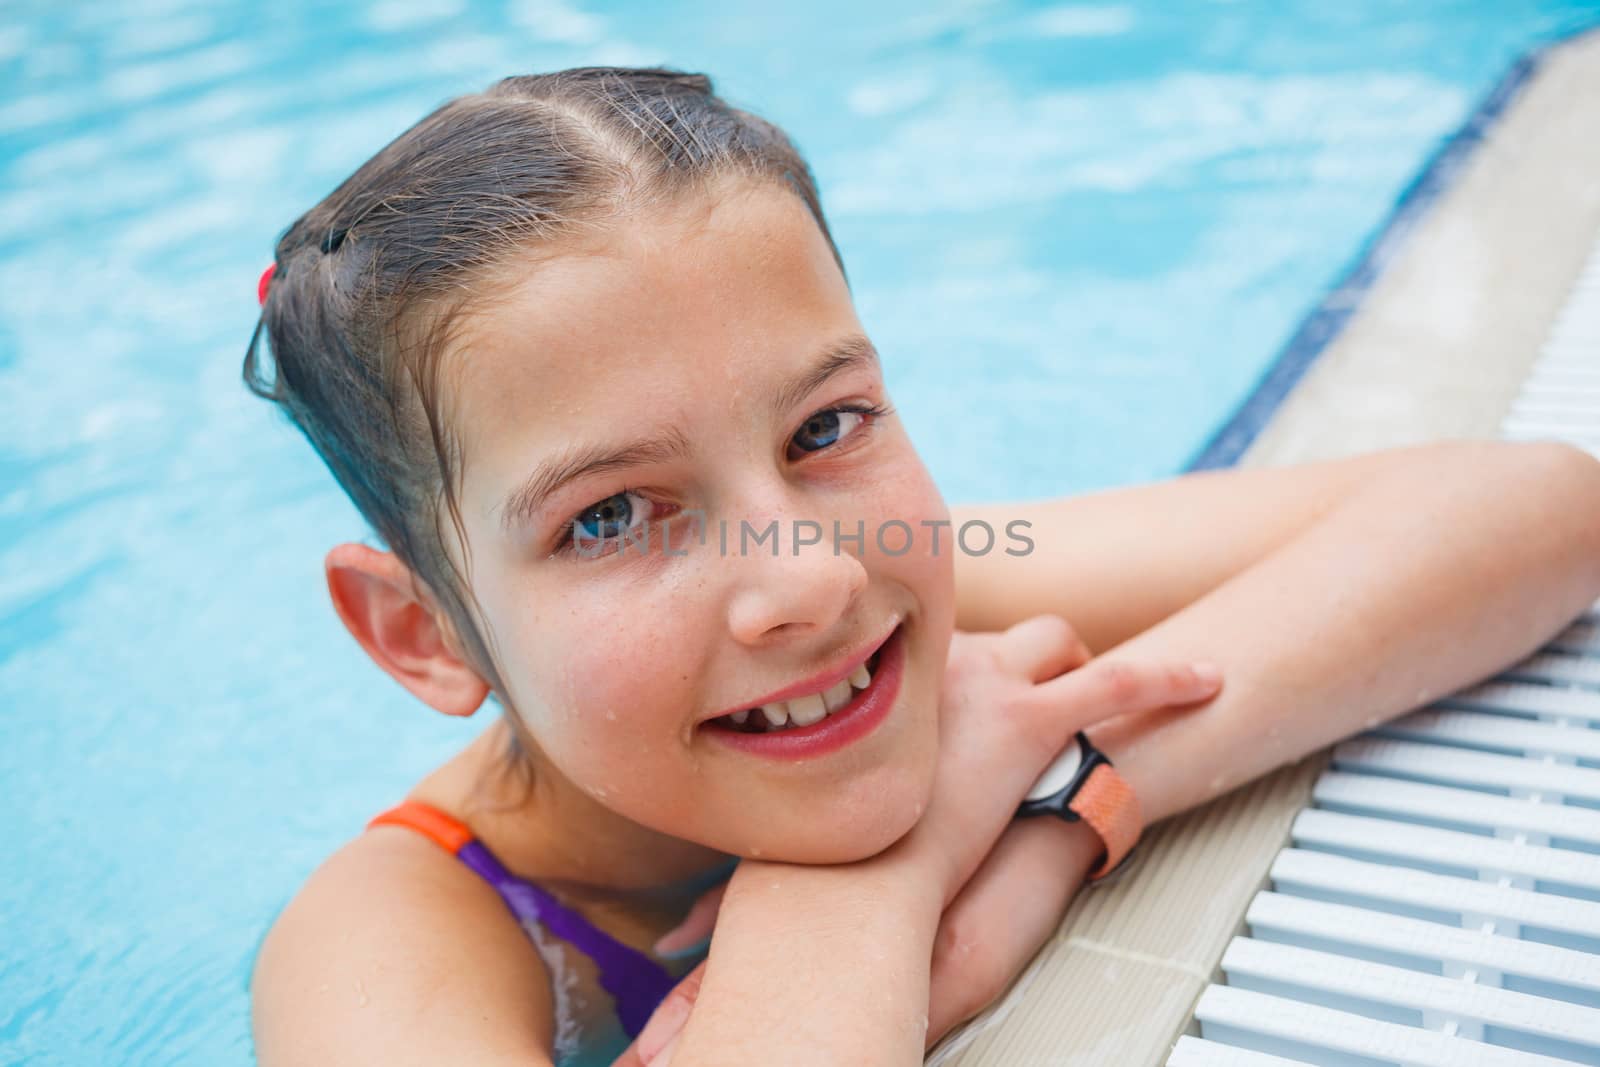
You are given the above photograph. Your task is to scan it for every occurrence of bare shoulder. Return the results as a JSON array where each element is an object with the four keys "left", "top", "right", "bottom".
[{"left": 251, "top": 826, "right": 556, "bottom": 1067}]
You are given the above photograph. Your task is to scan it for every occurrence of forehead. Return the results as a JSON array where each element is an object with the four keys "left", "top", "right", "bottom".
[{"left": 443, "top": 181, "right": 860, "bottom": 525}]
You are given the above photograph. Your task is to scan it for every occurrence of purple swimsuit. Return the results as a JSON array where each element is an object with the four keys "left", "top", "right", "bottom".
[{"left": 368, "top": 800, "right": 690, "bottom": 1039}]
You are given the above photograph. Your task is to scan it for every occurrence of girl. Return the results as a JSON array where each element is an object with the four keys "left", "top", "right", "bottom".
[{"left": 244, "top": 67, "right": 1600, "bottom": 1066}]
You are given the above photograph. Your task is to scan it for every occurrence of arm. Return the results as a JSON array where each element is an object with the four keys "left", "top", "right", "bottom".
[
  {"left": 649, "top": 859, "right": 945, "bottom": 1065},
  {"left": 1087, "top": 438, "right": 1600, "bottom": 821},
  {"left": 957, "top": 438, "right": 1600, "bottom": 816},
  {"left": 952, "top": 439, "right": 1593, "bottom": 654},
  {"left": 924, "top": 439, "right": 1600, "bottom": 1043}
]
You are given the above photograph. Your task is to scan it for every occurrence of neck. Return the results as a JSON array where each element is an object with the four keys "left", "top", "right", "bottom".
[{"left": 426, "top": 718, "right": 736, "bottom": 905}]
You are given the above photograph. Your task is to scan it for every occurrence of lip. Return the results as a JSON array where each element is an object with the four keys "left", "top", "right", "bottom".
[
  {"left": 701, "top": 623, "right": 906, "bottom": 761},
  {"left": 702, "top": 619, "right": 902, "bottom": 724}
]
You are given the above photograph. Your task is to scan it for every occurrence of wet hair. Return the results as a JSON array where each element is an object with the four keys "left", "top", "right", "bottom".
[{"left": 242, "top": 67, "right": 847, "bottom": 761}]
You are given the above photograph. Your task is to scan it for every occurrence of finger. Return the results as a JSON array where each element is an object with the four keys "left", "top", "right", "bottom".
[
  {"left": 926, "top": 818, "right": 1098, "bottom": 1049},
  {"left": 993, "top": 615, "right": 1087, "bottom": 683},
  {"left": 1033, "top": 657, "right": 1221, "bottom": 727},
  {"left": 633, "top": 961, "right": 706, "bottom": 1065},
  {"left": 653, "top": 882, "right": 728, "bottom": 957},
  {"left": 645, "top": 1032, "right": 681, "bottom": 1067},
  {"left": 616, "top": 1028, "right": 683, "bottom": 1067}
]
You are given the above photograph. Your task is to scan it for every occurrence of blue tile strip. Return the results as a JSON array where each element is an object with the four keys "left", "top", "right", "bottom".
[{"left": 1182, "top": 24, "right": 1599, "bottom": 473}]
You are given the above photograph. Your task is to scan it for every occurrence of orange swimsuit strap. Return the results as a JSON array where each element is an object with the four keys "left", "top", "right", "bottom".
[{"left": 367, "top": 799, "right": 476, "bottom": 854}]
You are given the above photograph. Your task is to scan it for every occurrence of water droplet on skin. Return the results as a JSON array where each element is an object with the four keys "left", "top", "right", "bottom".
[
  {"left": 1364, "top": 715, "right": 1382, "bottom": 728},
  {"left": 605, "top": 708, "right": 617, "bottom": 721},
  {"left": 750, "top": 846, "right": 763, "bottom": 857},
  {"left": 1209, "top": 775, "right": 1227, "bottom": 793}
]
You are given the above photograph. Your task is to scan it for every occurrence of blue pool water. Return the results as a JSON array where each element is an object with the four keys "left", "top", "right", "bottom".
[{"left": 3, "top": 2, "right": 1598, "bottom": 1063}]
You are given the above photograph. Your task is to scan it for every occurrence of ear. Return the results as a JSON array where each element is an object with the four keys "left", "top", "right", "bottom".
[{"left": 324, "top": 542, "right": 491, "bottom": 718}]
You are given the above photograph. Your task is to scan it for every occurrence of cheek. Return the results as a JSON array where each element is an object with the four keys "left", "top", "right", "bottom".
[
  {"left": 566, "top": 625, "right": 674, "bottom": 723},
  {"left": 508, "top": 592, "right": 705, "bottom": 801},
  {"left": 870, "top": 443, "right": 957, "bottom": 632}
]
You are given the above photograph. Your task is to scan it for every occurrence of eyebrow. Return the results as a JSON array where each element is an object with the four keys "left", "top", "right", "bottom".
[
  {"left": 497, "top": 333, "right": 880, "bottom": 534},
  {"left": 769, "top": 333, "right": 879, "bottom": 422}
]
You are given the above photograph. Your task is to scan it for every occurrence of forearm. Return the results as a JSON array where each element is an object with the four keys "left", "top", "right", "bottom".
[
  {"left": 669, "top": 859, "right": 942, "bottom": 1066},
  {"left": 925, "top": 818, "right": 1101, "bottom": 1047},
  {"left": 1089, "top": 441, "right": 1600, "bottom": 824}
]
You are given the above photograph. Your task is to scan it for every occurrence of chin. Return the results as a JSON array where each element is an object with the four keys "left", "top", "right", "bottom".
[{"left": 748, "top": 776, "right": 932, "bottom": 866}]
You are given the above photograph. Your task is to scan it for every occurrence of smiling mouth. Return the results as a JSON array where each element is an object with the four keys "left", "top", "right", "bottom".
[{"left": 705, "top": 646, "right": 887, "bottom": 735}]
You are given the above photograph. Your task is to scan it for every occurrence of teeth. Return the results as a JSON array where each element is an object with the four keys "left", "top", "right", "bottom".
[
  {"left": 786, "top": 693, "right": 828, "bottom": 727},
  {"left": 724, "top": 658, "right": 879, "bottom": 733}
]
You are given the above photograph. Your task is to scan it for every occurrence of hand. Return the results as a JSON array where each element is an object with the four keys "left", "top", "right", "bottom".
[
  {"left": 914, "top": 621, "right": 1223, "bottom": 1046},
  {"left": 615, "top": 960, "right": 705, "bottom": 1067},
  {"left": 651, "top": 883, "right": 729, "bottom": 959},
  {"left": 886, "top": 617, "right": 1221, "bottom": 906},
  {"left": 623, "top": 616, "right": 1222, "bottom": 1063}
]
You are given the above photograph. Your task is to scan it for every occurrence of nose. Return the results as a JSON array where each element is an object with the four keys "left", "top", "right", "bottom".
[{"left": 724, "top": 515, "right": 869, "bottom": 648}]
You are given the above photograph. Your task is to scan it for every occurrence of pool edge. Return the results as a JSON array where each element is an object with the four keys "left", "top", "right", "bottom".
[
  {"left": 1183, "top": 20, "right": 1600, "bottom": 474},
  {"left": 937, "top": 22, "right": 1600, "bottom": 1067}
]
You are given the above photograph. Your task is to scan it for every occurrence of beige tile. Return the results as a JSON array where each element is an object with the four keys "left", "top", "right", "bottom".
[
  {"left": 1055, "top": 757, "right": 1323, "bottom": 969},
  {"left": 1246, "top": 32, "right": 1600, "bottom": 467},
  {"left": 938, "top": 951, "right": 1206, "bottom": 1067}
]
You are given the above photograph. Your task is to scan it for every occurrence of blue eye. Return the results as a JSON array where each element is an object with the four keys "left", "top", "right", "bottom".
[
  {"left": 557, "top": 490, "right": 678, "bottom": 559},
  {"left": 791, "top": 405, "right": 884, "bottom": 456},
  {"left": 793, "top": 410, "right": 847, "bottom": 452},
  {"left": 573, "top": 492, "right": 639, "bottom": 541}
]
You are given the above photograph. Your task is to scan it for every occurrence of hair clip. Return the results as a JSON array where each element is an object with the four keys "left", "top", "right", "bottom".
[{"left": 258, "top": 263, "right": 277, "bottom": 307}]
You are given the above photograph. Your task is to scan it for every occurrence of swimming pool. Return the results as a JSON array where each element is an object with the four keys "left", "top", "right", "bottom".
[{"left": 4, "top": 2, "right": 1599, "bottom": 1063}]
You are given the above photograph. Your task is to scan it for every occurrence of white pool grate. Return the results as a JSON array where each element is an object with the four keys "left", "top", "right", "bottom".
[{"left": 1169, "top": 237, "right": 1600, "bottom": 1064}]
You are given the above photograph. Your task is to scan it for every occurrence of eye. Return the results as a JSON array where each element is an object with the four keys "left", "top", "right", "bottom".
[
  {"left": 565, "top": 491, "right": 654, "bottom": 553},
  {"left": 788, "top": 403, "right": 888, "bottom": 459}
]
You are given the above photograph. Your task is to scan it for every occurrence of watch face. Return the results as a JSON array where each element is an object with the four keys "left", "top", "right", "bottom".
[{"left": 1024, "top": 742, "right": 1084, "bottom": 803}]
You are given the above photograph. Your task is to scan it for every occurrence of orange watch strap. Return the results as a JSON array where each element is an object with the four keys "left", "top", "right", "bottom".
[
  {"left": 1070, "top": 763, "right": 1142, "bottom": 881},
  {"left": 367, "top": 800, "right": 475, "bottom": 855}
]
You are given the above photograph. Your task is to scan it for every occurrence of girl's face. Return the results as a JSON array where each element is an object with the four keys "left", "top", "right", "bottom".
[{"left": 443, "top": 180, "right": 955, "bottom": 864}]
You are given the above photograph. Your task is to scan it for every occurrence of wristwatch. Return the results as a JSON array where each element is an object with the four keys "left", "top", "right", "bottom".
[{"left": 1015, "top": 731, "right": 1142, "bottom": 882}]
